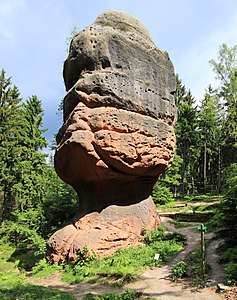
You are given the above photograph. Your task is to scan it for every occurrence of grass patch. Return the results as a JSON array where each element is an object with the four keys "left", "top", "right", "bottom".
[
  {"left": 32, "top": 259, "right": 62, "bottom": 278},
  {"left": 188, "top": 194, "right": 222, "bottom": 202},
  {"left": 0, "top": 240, "right": 76, "bottom": 300},
  {"left": 61, "top": 228, "right": 185, "bottom": 286},
  {"left": 0, "top": 284, "right": 76, "bottom": 300},
  {"left": 0, "top": 241, "right": 25, "bottom": 288},
  {"left": 171, "top": 220, "right": 194, "bottom": 229},
  {"left": 193, "top": 203, "right": 220, "bottom": 214}
]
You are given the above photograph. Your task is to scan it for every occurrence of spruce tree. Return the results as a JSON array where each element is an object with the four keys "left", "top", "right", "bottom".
[
  {"left": 0, "top": 70, "right": 48, "bottom": 219},
  {"left": 198, "top": 85, "right": 223, "bottom": 193},
  {"left": 174, "top": 75, "right": 201, "bottom": 196},
  {"left": 209, "top": 43, "right": 237, "bottom": 166},
  {"left": 18, "top": 96, "right": 48, "bottom": 210},
  {"left": 0, "top": 69, "right": 24, "bottom": 219}
]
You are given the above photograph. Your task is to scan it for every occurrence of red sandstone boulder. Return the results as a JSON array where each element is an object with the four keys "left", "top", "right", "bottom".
[
  {"left": 47, "top": 197, "right": 159, "bottom": 263},
  {"left": 46, "top": 10, "right": 176, "bottom": 263}
]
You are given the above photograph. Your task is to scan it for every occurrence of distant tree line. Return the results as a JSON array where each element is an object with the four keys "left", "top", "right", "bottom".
[
  {"left": 0, "top": 69, "right": 78, "bottom": 254},
  {"left": 153, "top": 43, "right": 237, "bottom": 202}
]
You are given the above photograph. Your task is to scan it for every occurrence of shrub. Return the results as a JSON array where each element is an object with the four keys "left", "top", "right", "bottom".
[
  {"left": 171, "top": 261, "right": 188, "bottom": 280},
  {"left": 152, "top": 182, "right": 174, "bottom": 205},
  {"left": 75, "top": 246, "right": 96, "bottom": 266},
  {"left": 32, "top": 259, "right": 61, "bottom": 278},
  {"left": 143, "top": 226, "right": 166, "bottom": 244},
  {"left": 0, "top": 209, "right": 46, "bottom": 256},
  {"left": 219, "top": 247, "right": 237, "bottom": 263},
  {"left": 225, "top": 262, "right": 237, "bottom": 285},
  {"left": 151, "top": 240, "right": 183, "bottom": 263},
  {"left": 83, "top": 289, "right": 155, "bottom": 299},
  {"left": 165, "top": 232, "right": 187, "bottom": 244}
]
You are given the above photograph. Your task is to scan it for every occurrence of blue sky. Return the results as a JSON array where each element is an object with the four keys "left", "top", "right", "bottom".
[{"left": 1, "top": 0, "right": 237, "bottom": 145}]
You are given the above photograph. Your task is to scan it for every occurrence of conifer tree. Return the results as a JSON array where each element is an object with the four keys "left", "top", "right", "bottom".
[
  {"left": 198, "top": 85, "right": 223, "bottom": 193},
  {"left": 209, "top": 43, "right": 237, "bottom": 166},
  {"left": 16, "top": 96, "right": 48, "bottom": 210},
  {"left": 174, "top": 75, "right": 201, "bottom": 196},
  {"left": 0, "top": 69, "right": 24, "bottom": 219},
  {"left": 0, "top": 70, "right": 48, "bottom": 219}
]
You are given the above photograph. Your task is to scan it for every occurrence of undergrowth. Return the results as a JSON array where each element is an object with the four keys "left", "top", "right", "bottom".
[
  {"left": 218, "top": 243, "right": 237, "bottom": 285},
  {"left": 171, "top": 243, "right": 211, "bottom": 287},
  {"left": 0, "top": 285, "right": 76, "bottom": 300},
  {"left": 61, "top": 227, "right": 185, "bottom": 286},
  {"left": 83, "top": 288, "right": 155, "bottom": 299},
  {"left": 0, "top": 241, "right": 76, "bottom": 300},
  {"left": 32, "top": 258, "right": 61, "bottom": 278}
]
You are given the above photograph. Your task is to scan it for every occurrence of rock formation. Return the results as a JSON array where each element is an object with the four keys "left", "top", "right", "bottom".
[{"left": 46, "top": 10, "right": 177, "bottom": 264}]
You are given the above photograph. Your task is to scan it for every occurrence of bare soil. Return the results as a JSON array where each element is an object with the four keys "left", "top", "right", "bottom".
[
  {"left": 126, "top": 216, "right": 224, "bottom": 299},
  {"left": 28, "top": 215, "right": 227, "bottom": 299}
]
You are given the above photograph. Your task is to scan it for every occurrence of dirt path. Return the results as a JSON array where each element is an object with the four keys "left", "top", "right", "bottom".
[
  {"left": 28, "top": 216, "right": 225, "bottom": 299},
  {"left": 27, "top": 271, "right": 124, "bottom": 299},
  {"left": 126, "top": 217, "right": 224, "bottom": 299}
]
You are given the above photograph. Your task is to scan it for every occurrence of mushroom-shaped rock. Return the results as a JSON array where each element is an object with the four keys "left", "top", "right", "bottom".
[{"left": 46, "top": 10, "right": 177, "bottom": 264}]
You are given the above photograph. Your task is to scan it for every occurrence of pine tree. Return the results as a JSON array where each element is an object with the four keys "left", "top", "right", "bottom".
[
  {"left": 0, "top": 70, "right": 48, "bottom": 219},
  {"left": 17, "top": 96, "right": 48, "bottom": 210},
  {"left": 209, "top": 43, "right": 237, "bottom": 166},
  {"left": 198, "top": 85, "right": 223, "bottom": 193},
  {"left": 174, "top": 75, "right": 201, "bottom": 196},
  {"left": 0, "top": 69, "right": 24, "bottom": 219}
]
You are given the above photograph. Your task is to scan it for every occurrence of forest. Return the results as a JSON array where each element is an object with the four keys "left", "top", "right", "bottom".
[{"left": 0, "top": 43, "right": 236, "bottom": 299}]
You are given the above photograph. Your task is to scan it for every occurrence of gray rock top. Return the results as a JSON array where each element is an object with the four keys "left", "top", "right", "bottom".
[{"left": 63, "top": 10, "right": 177, "bottom": 125}]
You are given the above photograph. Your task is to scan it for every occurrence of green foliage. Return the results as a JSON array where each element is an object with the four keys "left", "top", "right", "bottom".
[
  {"left": 62, "top": 233, "right": 184, "bottom": 286},
  {"left": 198, "top": 85, "right": 223, "bottom": 193},
  {"left": 0, "top": 285, "right": 76, "bottom": 300},
  {"left": 186, "top": 245, "right": 211, "bottom": 286},
  {"left": 224, "top": 263, "right": 237, "bottom": 285},
  {"left": 152, "top": 182, "right": 173, "bottom": 205},
  {"left": 209, "top": 43, "right": 237, "bottom": 166},
  {"left": 74, "top": 246, "right": 96, "bottom": 266},
  {"left": 0, "top": 241, "right": 75, "bottom": 300},
  {"left": 32, "top": 259, "right": 61, "bottom": 278},
  {"left": 0, "top": 241, "right": 25, "bottom": 287},
  {"left": 171, "top": 261, "right": 188, "bottom": 280},
  {"left": 0, "top": 69, "right": 79, "bottom": 242},
  {"left": 0, "top": 208, "right": 46, "bottom": 269},
  {"left": 40, "top": 162, "right": 78, "bottom": 237},
  {"left": 0, "top": 209, "right": 45, "bottom": 254},
  {"left": 0, "top": 69, "right": 24, "bottom": 219},
  {"left": 65, "top": 25, "right": 80, "bottom": 54},
  {"left": 143, "top": 226, "right": 166, "bottom": 244},
  {"left": 214, "top": 164, "right": 237, "bottom": 245},
  {"left": 219, "top": 247, "right": 237, "bottom": 264},
  {"left": 165, "top": 232, "right": 187, "bottom": 244},
  {"left": 83, "top": 289, "right": 155, "bottom": 300},
  {"left": 152, "top": 153, "right": 183, "bottom": 203},
  {"left": 175, "top": 75, "right": 201, "bottom": 197}
]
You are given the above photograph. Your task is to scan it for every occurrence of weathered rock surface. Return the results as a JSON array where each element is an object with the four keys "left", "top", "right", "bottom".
[
  {"left": 47, "top": 197, "right": 159, "bottom": 263},
  {"left": 47, "top": 10, "right": 176, "bottom": 263}
]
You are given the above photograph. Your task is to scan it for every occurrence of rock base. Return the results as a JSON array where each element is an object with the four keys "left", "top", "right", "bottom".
[{"left": 46, "top": 196, "right": 160, "bottom": 264}]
